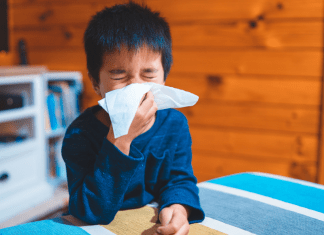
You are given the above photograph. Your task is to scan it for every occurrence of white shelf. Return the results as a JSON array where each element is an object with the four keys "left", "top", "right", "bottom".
[
  {"left": 0, "top": 70, "right": 82, "bottom": 224},
  {"left": 0, "top": 181, "right": 54, "bottom": 228},
  {"left": 0, "top": 185, "right": 68, "bottom": 229},
  {"left": 0, "top": 106, "right": 36, "bottom": 123},
  {"left": 46, "top": 128, "right": 66, "bottom": 139},
  {"left": 0, "top": 139, "right": 38, "bottom": 160}
]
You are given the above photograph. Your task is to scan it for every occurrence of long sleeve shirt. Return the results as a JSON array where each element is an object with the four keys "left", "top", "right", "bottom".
[{"left": 61, "top": 105, "right": 205, "bottom": 225}]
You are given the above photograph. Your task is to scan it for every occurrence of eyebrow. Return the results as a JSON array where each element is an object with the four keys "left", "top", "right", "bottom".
[
  {"left": 109, "top": 69, "right": 126, "bottom": 74},
  {"left": 142, "top": 68, "right": 158, "bottom": 73},
  {"left": 109, "top": 68, "right": 159, "bottom": 74}
]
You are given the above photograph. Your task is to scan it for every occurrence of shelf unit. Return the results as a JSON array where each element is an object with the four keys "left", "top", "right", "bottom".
[
  {"left": 0, "top": 74, "right": 53, "bottom": 224},
  {"left": 0, "top": 70, "right": 82, "bottom": 225}
]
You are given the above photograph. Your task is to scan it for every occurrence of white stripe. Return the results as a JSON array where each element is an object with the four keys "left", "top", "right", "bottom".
[
  {"left": 199, "top": 182, "right": 324, "bottom": 222},
  {"left": 200, "top": 217, "right": 256, "bottom": 235},
  {"left": 147, "top": 201, "right": 159, "bottom": 208},
  {"left": 250, "top": 172, "right": 324, "bottom": 190},
  {"left": 81, "top": 225, "right": 116, "bottom": 235}
]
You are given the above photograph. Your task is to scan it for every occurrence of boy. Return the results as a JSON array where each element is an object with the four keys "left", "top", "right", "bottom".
[{"left": 62, "top": 1, "right": 205, "bottom": 234}]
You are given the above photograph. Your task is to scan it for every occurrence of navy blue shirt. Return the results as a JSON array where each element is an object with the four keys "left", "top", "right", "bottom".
[{"left": 62, "top": 105, "right": 205, "bottom": 225}]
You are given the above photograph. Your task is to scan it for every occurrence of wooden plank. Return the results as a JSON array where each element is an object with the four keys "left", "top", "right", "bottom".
[
  {"left": 25, "top": 49, "right": 322, "bottom": 77},
  {"left": 0, "top": 52, "right": 14, "bottom": 66},
  {"left": 166, "top": 73, "right": 321, "bottom": 106},
  {"left": 171, "top": 21, "right": 323, "bottom": 49},
  {"left": 10, "top": 3, "right": 102, "bottom": 28},
  {"left": 190, "top": 127, "right": 318, "bottom": 162},
  {"left": 171, "top": 49, "right": 322, "bottom": 77},
  {"left": 25, "top": 50, "right": 86, "bottom": 68},
  {"left": 10, "top": 1, "right": 144, "bottom": 28},
  {"left": 180, "top": 101, "right": 319, "bottom": 134},
  {"left": 11, "top": 25, "right": 86, "bottom": 50},
  {"left": 192, "top": 151, "right": 317, "bottom": 183},
  {"left": 10, "top": 0, "right": 144, "bottom": 7},
  {"left": 10, "top": 0, "right": 323, "bottom": 28},
  {"left": 144, "top": 0, "right": 323, "bottom": 22},
  {"left": 318, "top": 61, "right": 324, "bottom": 185},
  {"left": 10, "top": 20, "right": 322, "bottom": 50},
  {"left": 25, "top": 49, "right": 321, "bottom": 107}
]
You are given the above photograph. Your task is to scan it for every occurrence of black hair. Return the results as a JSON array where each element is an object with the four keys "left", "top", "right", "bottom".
[{"left": 84, "top": 1, "right": 173, "bottom": 84}]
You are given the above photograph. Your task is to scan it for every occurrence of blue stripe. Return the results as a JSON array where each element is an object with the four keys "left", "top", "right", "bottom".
[
  {"left": 208, "top": 173, "right": 324, "bottom": 213},
  {"left": 0, "top": 219, "right": 90, "bottom": 235},
  {"left": 198, "top": 187, "right": 324, "bottom": 235}
]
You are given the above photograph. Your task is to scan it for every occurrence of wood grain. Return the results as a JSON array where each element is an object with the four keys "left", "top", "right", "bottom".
[
  {"left": 10, "top": 1, "right": 144, "bottom": 28},
  {"left": 166, "top": 73, "right": 321, "bottom": 106},
  {"left": 22, "top": 49, "right": 322, "bottom": 77},
  {"left": 10, "top": 0, "right": 322, "bottom": 22},
  {"left": 172, "top": 49, "right": 322, "bottom": 77},
  {"left": 145, "top": 0, "right": 323, "bottom": 22},
  {"left": 180, "top": 101, "right": 319, "bottom": 134},
  {"left": 10, "top": 21, "right": 322, "bottom": 49},
  {"left": 192, "top": 151, "right": 317, "bottom": 183},
  {"left": 190, "top": 127, "right": 318, "bottom": 162},
  {"left": 171, "top": 21, "right": 322, "bottom": 49}
]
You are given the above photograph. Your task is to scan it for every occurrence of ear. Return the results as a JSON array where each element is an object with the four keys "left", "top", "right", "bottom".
[{"left": 88, "top": 73, "right": 101, "bottom": 96}]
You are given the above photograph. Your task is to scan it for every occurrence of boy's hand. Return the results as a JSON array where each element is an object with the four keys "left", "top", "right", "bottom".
[
  {"left": 154, "top": 204, "right": 191, "bottom": 235},
  {"left": 107, "top": 91, "right": 157, "bottom": 155}
]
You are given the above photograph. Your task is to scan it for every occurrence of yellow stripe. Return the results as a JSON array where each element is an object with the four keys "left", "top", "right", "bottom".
[{"left": 100, "top": 206, "right": 225, "bottom": 235}]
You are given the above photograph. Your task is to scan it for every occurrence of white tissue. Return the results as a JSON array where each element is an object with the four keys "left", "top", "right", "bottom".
[{"left": 98, "top": 82, "right": 198, "bottom": 138}]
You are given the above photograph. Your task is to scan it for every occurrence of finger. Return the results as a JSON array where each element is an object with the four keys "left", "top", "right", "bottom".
[
  {"left": 140, "top": 100, "right": 157, "bottom": 126},
  {"left": 159, "top": 207, "right": 173, "bottom": 226},
  {"left": 158, "top": 211, "right": 186, "bottom": 235},
  {"left": 140, "top": 93, "right": 148, "bottom": 105},
  {"left": 140, "top": 91, "right": 153, "bottom": 105},
  {"left": 174, "top": 223, "right": 190, "bottom": 235}
]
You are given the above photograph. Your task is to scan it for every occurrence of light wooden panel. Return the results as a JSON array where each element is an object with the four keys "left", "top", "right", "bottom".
[
  {"left": 0, "top": 52, "right": 14, "bottom": 66},
  {"left": 11, "top": 4, "right": 99, "bottom": 28},
  {"left": 192, "top": 152, "right": 317, "bottom": 183},
  {"left": 171, "top": 21, "right": 322, "bottom": 49},
  {"left": 11, "top": 25, "right": 86, "bottom": 50},
  {"left": 10, "top": 1, "right": 143, "bottom": 28},
  {"left": 10, "top": 0, "right": 144, "bottom": 6},
  {"left": 145, "top": 0, "right": 323, "bottom": 22},
  {"left": 180, "top": 102, "right": 319, "bottom": 134},
  {"left": 172, "top": 49, "right": 322, "bottom": 77},
  {"left": 9, "top": 0, "right": 323, "bottom": 28},
  {"left": 10, "top": 21, "right": 322, "bottom": 50},
  {"left": 21, "top": 49, "right": 322, "bottom": 77},
  {"left": 166, "top": 73, "right": 321, "bottom": 106},
  {"left": 190, "top": 127, "right": 318, "bottom": 161}
]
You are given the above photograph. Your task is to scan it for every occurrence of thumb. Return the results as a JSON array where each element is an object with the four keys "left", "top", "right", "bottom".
[{"left": 159, "top": 207, "right": 173, "bottom": 226}]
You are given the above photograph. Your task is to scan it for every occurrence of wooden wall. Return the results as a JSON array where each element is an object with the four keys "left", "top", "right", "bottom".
[{"left": 3, "top": 0, "right": 324, "bottom": 183}]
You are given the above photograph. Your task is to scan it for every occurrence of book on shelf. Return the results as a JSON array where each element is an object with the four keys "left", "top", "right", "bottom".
[
  {"left": 48, "top": 138, "right": 67, "bottom": 180},
  {"left": 54, "top": 138, "right": 66, "bottom": 180},
  {"left": 46, "top": 82, "right": 80, "bottom": 132}
]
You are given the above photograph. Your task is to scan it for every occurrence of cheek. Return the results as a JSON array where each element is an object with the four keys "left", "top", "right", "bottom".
[{"left": 99, "top": 81, "right": 126, "bottom": 95}]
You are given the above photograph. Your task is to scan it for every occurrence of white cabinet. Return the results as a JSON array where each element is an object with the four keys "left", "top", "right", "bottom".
[{"left": 0, "top": 71, "right": 82, "bottom": 224}]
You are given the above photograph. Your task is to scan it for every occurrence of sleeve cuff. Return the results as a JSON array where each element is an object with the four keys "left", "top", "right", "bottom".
[{"left": 158, "top": 186, "right": 205, "bottom": 224}]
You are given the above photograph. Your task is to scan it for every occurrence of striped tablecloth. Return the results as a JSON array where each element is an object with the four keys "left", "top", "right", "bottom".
[{"left": 1, "top": 172, "right": 323, "bottom": 235}]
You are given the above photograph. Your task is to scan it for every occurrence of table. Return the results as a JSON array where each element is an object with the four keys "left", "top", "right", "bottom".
[{"left": 1, "top": 172, "right": 323, "bottom": 235}]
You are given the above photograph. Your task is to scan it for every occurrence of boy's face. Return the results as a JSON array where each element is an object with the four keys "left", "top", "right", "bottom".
[{"left": 92, "top": 45, "right": 165, "bottom": 98}]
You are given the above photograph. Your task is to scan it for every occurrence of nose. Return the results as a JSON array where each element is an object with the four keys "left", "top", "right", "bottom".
[{"left": 127, "top": 74, "right": 145, "bottom": 85}]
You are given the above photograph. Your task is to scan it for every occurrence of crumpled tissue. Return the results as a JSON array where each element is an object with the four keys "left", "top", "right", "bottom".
[{"left": 98, "top": 82, "right": 199, "bottom": 138}]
